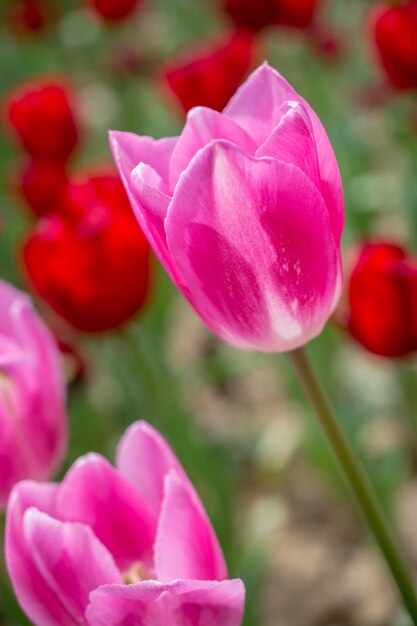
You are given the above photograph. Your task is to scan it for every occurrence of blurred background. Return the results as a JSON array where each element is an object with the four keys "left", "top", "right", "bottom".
[{"left": 1, "top": 0, "right": 417, "bottom": 624}]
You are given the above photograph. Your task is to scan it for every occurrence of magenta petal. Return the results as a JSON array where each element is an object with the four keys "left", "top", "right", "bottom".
[
  {"left": 110, "top": 132, "right": 184, "bottom": 287},
  {"left": 86, "top": 579, "right": 245, "bottom": 626},
  {"left": 224, "top": 63, "right": 343, "bottom": 241},
  {"left": 224, "top": 63, "right": 297, "bottom": 145},
  {"left": 116, "top": 421, "right": 188, "bottom": 519},
  {"left": 165, "top": 140, "right": 341, "bottom": 352},
  {"left": 24, "top": 509, "right": 122, "bottom": 624},
  {"left": 6, "top": 481, "right": 74, "bottom": 626},
  {"left": 109, "top": 131, "right": 177, "bottom": 186},
  {"left": 55, "top": 454, "right": 155, "bottom": 570},
  {"left": 256, "top": 102, "right": 320, "bottom": 190},
  {"left": 154, "top": 471, "right": 227, "bottom": 582},
  {"left": 169, "top": 107, "right": 257, "bottom": 189},
  {"left": 0, "top": 281, "right": 67, "bottom": 503}
]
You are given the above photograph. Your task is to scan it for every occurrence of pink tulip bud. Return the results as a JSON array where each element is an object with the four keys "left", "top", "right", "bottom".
[
  {"left": 0, "top": 280, "right": 67, "bottom": 508},
  {"left": 6, "top": 421, "right": 245, "bottom": 626},
  {"left": 110, "top": 63, "right": 344, "bottom": 352}
]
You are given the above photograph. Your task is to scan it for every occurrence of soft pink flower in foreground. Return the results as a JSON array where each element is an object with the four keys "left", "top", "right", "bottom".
[
  {"left": 110, "top": 63, "right": 344, "bottom": 352},
  {"left": 6, "top": 421, "right": 245, "bottom": 626},
  {"left": 0, "top": 280, "right": 67, "bottom": 508}
]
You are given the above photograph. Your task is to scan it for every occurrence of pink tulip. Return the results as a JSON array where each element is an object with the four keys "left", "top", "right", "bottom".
[
  {"left": 110, "top": 62, "right": 344, "bottom": 352},
  {"left": 6, "top": 421, "right": 245, "bottom": 626},
  {"left": 0, "top": 280, "right": 67, "bottom": 508}
]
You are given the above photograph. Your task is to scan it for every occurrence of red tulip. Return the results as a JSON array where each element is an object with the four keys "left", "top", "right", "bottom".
[
  {"left": 22, "top": 171, "right": 150, "bottom": 333},
  {"left": 346, "top": 242, "right": 417, "bottom": 357},
  {"left": 90, "top": 0, "right": 140, "bottom": 21},
  {"left": 15, "top": 159, "right": 68, "bottom": 217},
  {"left": 222, "top": 0, "right": 318, "bottom": 32},
  {"left": 6, "top": 81, "right": 79, "bottom": 161},
  {"left": 163, "top": 30, "right": 255, "bottom": 113},
  {"left": 7, "top": 0, "right": 52, "bottom": 35},
  {"left": 372, "top": 0, "right": 417, "bottom": 90}
]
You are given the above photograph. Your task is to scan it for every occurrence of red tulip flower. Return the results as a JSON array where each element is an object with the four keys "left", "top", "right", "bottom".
[
  {"left": 22, "top": 171, "right": 150, "bottom": 333},
  {"left": 373, "top": 0, "right": 417, "bottom": 90},
  {"left": 16, "top": 159, "right": 68, "bottom": 217},
  {"left": 6, "top": 81, "right": 79, "bottom": 161},
  {"left": 222, "top": 0, "right": 318, "bottom": 32},
  {"left": 7, "top": 0, "right": 52, "bottom": 35},
  {"left": 346, "top": 242, "right": 417, "bottom": 357},
  {"left": 90, "top": 0, "right": 140, "bottom": 21},
  {"left": 163, "top": 30, "right": 255, "bottom": 114}
]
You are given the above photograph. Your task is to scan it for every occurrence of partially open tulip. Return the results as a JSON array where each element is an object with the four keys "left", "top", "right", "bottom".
[
  {"left": 0, "top": 280, "right": 67, "bottom": 508},
  {"left": 223, "top": 0, "right": 318, "bottom": 31},
  {"left": 6, "top": 81, "right": 79, "bottom": 161},
  {"left": 163, "top": 30, "right": 255, "bottom": 114},
  {"left": 90, "top": 0, "right": 140, "bottom": 21},
  {"left": 22, "top": 170, "right": 150, "bottom": 333},
  {"left": 345, "top": 242, "right": 417, "bottom": 357},
  {"left": 372, "top": 0, "right": 417, "bottom": 90},
  {"left": 111, "top": 63, "right": 343, "bottom": 352},
  {"left": 6, "top": 421, "right": 245, "bottom": 626},
  {"left": 15, "top": 158, "right": 68, "bottom": 217}
]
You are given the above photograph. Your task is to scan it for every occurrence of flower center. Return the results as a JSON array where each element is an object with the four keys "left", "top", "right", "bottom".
[{"left": 122, "top": 561, "right": 151, "bottom": 585}]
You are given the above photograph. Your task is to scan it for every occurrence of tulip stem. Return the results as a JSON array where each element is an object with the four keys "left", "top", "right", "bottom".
[{"left": 288, "top": 346, "right": 417, "bottom": 625}]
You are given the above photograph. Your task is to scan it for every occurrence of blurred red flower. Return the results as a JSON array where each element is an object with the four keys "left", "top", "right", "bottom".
[
  {"left": 222, "top": 0, "right": 318, "bottom": 32},
  {"left": 22, "top": 171, "right": 150, "bottom": 333},
  {"left": 7, "top": 0, "right": 52, "bottom": 35},
  {"left": 90, "top": 0, "right": 140, "bottom": 21},
  {"left": 346, "top": 242, "right": 417, "bottom": 357},
  {"left": 372, "top": 0, "right": 417, "bottom": 89},
  {"left": 15, "top": 159, "right": 68, "bottom": 217},
  {"left": 6, "top": 81, "right": 79, "bottom": 161},
  {"left": 308, "top": 23, "right": 343, "bottom": 60},
  {"left": 163, "top": 30, "right": 255, "bottom": 113}
]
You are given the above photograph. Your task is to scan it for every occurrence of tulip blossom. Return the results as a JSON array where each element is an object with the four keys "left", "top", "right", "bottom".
[
  {"left": 0, "top": 280, "right": 67, "bottom": 508},
  {"left": 372, "top": 0, "right": 417, "bottom": 90},
  {"left": 22, "top": 170, "right": 150, "bottom": 333},
  {"left": 15, "top": 159, "right": 68, "bottom": 217},
  {"left": 345, "top": 242, "right": 417, "bottom": 357},
  {"left": 6, "top": 81, "right": 79, "bottom": 161},
  {"left": 90, "top": 0, "right": 140, "bottom": 21},
  {"left": 223, "top": 0, "right": 318, "bottom": 32},
  {"left": 111, "top": 63, "right": 343, "bottom": 352},
  {"left": 163, "top": 30, "right": 255, "bottom": 114},
  {"left": 6, "top": 421, "right": 245, "bottom": 626}
]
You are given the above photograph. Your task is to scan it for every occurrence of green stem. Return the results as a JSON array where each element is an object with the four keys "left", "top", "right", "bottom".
[{"left": 288, "top": 346, "right": 417, "bottom": 624}]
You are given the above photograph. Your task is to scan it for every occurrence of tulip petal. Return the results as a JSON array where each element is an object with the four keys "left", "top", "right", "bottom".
[
  {"left": 154, "top": 471, "right": 227, "bottom": 582},
  {"left": 116, "top": 421, "right": 188, "bottom": 518},
  {"left": 109, "top": 131, "right": 177, "bottom": 186},
  {"left": 23, "top": 509, "right": 122, "bottom": 624},
  {"left": 169, "top": 107, "right": 257, "bottom": 188},
  {"left": 224, "top": 63, "right": 297, "bottom": 145},
  {"left": 110, "top": 132, "right": 184, "bottom": 287},
  {"left": 0, "top": 281, "right": 67, "bottom": 494},
  {"left": 224, "top": 63, "right": 343, "bottom": 241},
  {"left": 86, "top": 579, "right": 245, "bottom": 626},
  {"left": 55, "top": 454, "right": 155, "bottom": 569},
  {"left": 165, "top": 140, "right": 340, "bottom": 352},
  {"left": 256, "top": 101, "right": 320, "bottom": 190},
  {"left": 6, "top": 481, "right": 74, "bottom": 626}
]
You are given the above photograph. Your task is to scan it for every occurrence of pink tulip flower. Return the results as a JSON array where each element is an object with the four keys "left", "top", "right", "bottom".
[
  {"left": 110, "top": 62, "right": 344, "bottom": 352},
  {"left": 0, "top": 280, "right": 67, "bottom": 508},
  {"left": 6, "top": 421, "right": 245, "bottom": 626}
]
